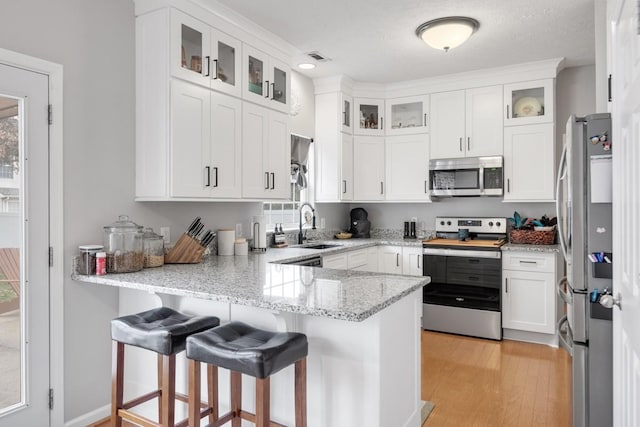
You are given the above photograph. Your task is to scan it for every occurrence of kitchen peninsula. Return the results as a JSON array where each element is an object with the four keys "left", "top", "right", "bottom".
[{"left": 73, "top": 245, "right": 429, "bottom": 427}]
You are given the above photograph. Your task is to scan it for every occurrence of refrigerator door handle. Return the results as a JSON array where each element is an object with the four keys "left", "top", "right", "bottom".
[
  {"left": 556, "top": 276, "right": 572, "bottom": 304},
  {"left": 557, "top": 315, "right": 574, "bottom": 356},
  {"left": 555, "top": 142, "right": 569, "bottom": 261}
]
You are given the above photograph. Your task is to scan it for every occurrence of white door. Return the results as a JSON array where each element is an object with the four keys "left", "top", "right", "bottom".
[
  {"left": 267, "top": 111, "right": 290, "bottom": 199},
  {"left": 242, "top": 102, "right": 269, "bottom": 198},
  {"left": 0, "top": 64, "right": 50, "bottom": 425},
  {"left": 353, "top": 136, "right": 385, "bottom": 200},
  {"left": 210, "top": 92, "right": 241, "bottom": 198},
  {"left": 378, "top": 246, "right": 402, "bottom": 275},
  {"left": 610, "top": 0, "right": 640, "bottom": 424},
  {"left": 385, "top": 134, "right": 430, "bottom": 201},
  {"left": 465, "top": 85, "right": 503, "bottom": 156},
  {"left": 429, "top": 90, "right": 465, "bottom": 159},
  {"left": 340, "top": 133, "right": 353, "bottom": 201}
]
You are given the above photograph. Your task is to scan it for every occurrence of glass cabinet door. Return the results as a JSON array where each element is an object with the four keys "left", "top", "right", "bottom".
[
  {"left": 171, "top": 9, "right": 211, "bottom": 87},
  {"left": 386, "top": 95, "right": 429, "bottom": 135},
  {"left": 504, "top": 79, "right": 554, "bottom": 126},
  {"left": 211, "top": 29, "right": 241, "bottom": 97},
  {"left": 272, "top": 66, "right": 287, "bottom": 105},
  {"left": 354, "top": 98, "right": 385, "bottom": 136},
  {"left": 248, "top": 54, "right": 264, "bottom": 97},
  {"left": 341, "top": 94, "right": 353, "bottom": 134},
  {"left": 269, "top": 57, "right": 290, "bottom": 113}
]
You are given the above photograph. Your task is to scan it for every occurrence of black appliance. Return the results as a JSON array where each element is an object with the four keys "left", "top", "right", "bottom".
[
  {"left": 348, "top": 208, "right": 370, "bottom": 238},
  {"left": 279, "top": 256, "right": 322, "bottom": 267},
  {"left": 422, "top": 217, "right": 507, "bottom": 340}
]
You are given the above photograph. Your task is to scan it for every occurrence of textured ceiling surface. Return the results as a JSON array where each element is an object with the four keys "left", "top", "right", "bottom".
[{"left": 210, "top": 0, "right": 595, "bottom": 83}]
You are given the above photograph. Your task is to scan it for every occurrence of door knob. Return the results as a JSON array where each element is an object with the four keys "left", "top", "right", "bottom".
[{"left": 599, "top": 293, "right": 621, "bottom": 310}]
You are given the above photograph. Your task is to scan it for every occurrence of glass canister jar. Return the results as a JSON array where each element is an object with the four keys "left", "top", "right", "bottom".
[
  {"left": 103, "top": 215, "right": 144, "bottom": 273},
  {"left": 78, "top": 245, "right": 103, "bottom": 275},
  {"left": 142, "top": 227, "right": 165, "bottom": 268}
]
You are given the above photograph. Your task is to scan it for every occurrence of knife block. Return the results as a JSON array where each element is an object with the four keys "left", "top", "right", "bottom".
[{"left": 164, "top": 233, "right": 205, "bottom": 264}]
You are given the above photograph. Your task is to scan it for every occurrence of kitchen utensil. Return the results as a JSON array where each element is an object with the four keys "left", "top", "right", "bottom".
[{"left": 252, "top": 215, "right": 267, "bottom": 251}]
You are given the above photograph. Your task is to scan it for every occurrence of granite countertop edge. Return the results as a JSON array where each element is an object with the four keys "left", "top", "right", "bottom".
[{"left": 501, "top": 243, "right": 561, "bottom": 253}]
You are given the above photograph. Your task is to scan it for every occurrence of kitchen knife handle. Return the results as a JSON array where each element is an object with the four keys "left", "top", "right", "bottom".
[
  {"left": 265, "top": 172, "right": 270, "bottom": 189},
  {"left": 459, "top": 137, "right": 463, "bottom": 152},
  {"left": 213, "top": 167, "right": 218, "bottom": 187},
  {"left": 265, "top": 80, "right": 270, "bottom": 98},
  {"left": 204, "top": 56, "right": 210, "bottom": 77},
  {"left": 204, "top": 166, "right": 211, "bottom": 187},
  {"left": 270, "top": 172, "right": 275, "bottom": 189},
  {"left": 343, "top": 180, "right": 347, "bottom": 194},
  {"left": 212, "top": 58, "right": 218, "bottom": 80}
]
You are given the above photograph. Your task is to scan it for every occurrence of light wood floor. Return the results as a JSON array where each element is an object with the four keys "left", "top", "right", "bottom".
[
  {"left": 422, "top": 330, "right": 572, "bottom": 427},
  {"left": 91, "top": 331, "right": 572, "bottom": 427}
]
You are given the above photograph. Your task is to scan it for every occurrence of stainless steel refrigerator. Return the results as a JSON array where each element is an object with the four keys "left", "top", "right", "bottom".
[{"left": 556, "top": 113, "right": 613, "bottom": 427}]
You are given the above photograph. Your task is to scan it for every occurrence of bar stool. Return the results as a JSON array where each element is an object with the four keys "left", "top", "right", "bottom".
[
  {"left": 186, "top": 321, "right": 308, "bottom": 427},
  {"left": 110, "top": 307, "right": 220, "bottom": 427}
]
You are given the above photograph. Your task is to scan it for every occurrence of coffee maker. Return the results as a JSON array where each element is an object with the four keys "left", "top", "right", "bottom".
[{"left": 348, "top": 208, "right": 371, "bottom": 238}]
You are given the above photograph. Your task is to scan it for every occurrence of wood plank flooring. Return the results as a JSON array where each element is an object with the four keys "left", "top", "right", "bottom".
[
  {"left": 422, "top": 331, "right": 572, "bottom": 427},
  {"left": 90, "top": 331, "right": 572, "bottom": 427}
]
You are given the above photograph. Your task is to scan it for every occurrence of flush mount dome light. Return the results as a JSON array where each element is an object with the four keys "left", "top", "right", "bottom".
[
  {"left": 415, "top": 17, "right": 479, "bottom": 52},
  {"left": 297, "top": 63, "right": 316, "bottom": 70}
]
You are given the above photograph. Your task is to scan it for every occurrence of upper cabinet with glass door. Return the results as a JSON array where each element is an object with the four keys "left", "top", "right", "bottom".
[
  {"left": 170, "top": 9, "right": 242, "bottom": 97},
  {"left": 243, "top": 44, "right": 291, "bottom": 114},
  {"left": 385, "top": 95, "right": 429, "bottom": 136},
  {"left": 504, "top": 79, "right": 554, "bottom": 126},
  {"left": 341, "top": 93, "right": 353, "bottom": 134},
  {"left": 354, "top": 98, "right": 384, "bottom": 136}
]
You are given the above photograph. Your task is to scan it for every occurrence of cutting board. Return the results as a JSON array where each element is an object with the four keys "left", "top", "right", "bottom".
[{"left": 422, "top": 238, "right": 505, "bottom": 248}]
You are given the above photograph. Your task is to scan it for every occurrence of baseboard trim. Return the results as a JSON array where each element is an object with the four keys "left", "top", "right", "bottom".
[
  {"left": 64, "top": 404, "right": 110, "bottom": 427},
  {"left": 503, "top": 328, "right": 559, "bottom": 348}
]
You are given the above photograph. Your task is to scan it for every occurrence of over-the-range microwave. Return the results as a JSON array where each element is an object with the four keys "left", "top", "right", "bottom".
[{"left": 429, "top": 156, "right": 503, "bottom": 197}]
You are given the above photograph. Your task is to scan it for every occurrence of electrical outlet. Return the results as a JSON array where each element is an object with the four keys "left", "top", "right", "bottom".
[
  {"left": 320, "top": 217, "right": 326, "bottom": 229},
  {"left": 235, "top": 223, "right": 242, "bottom": 237},
  {"left": 160, "top": 227, "right": 170, "bottom": 244}
]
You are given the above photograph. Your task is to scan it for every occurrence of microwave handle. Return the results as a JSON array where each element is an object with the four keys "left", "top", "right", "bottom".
[{"left": 479, "top": 166, "right": 484, "bottom": 195}]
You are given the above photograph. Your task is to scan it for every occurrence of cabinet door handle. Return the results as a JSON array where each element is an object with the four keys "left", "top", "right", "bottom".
[
  {"left": 396, "top": 253, "right": 399, "bottom": 267},
  {"left": 343, "top": 111, "right": 347, "bottom": 126},
  {"left": 505, "top": 278, "right": 509, "bottom": 293},
  {"left": 459, "top": 137, "right": 463, "bottom": 152},
  {"left": 417, "top": 255, "right": 421, "bottom": 269},
  {"left": 380, "top": 182, "right": 384, "bottom": 194},
  {"left": 608, "top": 74, "right": 612, "bottom": 102},
  {"left": 212, "top": 58, "right": 218, "bottom": 79},
  {"left": 424, "top": 113, "right": 427, "bottom": 127},
  {"left": 265, "top": 172, "right": 270, "bottom": 189},
  {"left": 270, "top": 172, "right": 275, "bottom": 189},
  {"left": 213, "top": 167, "right": 219, "bottom": 187},
  {"left": 204, "top": 56, "right": 211, "bottom": 77},
  {"left": 506, "top": 105, "right": 510, "bottom": 119},
  {"left": 265, "top": 80, "right": 270, "bottom": 98},
  {"left": 205, "top": 166, "right": 211, "bottom": 187},
  {"left": 380, "top": 116, "right": 383, "bottom": 130},
  {"left": 270, "top": 82, "right": 275, "bottom": 100},
  {"left": 424, "top": 180, "right": 428, "bottom": 194},
  {"left": 507, "top": 178, "right": 510, "bottom": 193},
  {"left": 343, "top": 180, "right": 347, "bottom": 194},
  {"left": 467, "top": 136, "right": 470, "bottom": 151}
]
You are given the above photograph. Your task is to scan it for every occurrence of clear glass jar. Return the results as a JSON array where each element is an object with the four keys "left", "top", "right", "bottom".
[
  {"left": 142, "top": 228, "right": 165, "bottom": 268},
  {"left": 103, "top": 215, "right": 144, "bottom": 273},
  {"left": 78, "top": 245, "right": 103, "bottom": 275}
]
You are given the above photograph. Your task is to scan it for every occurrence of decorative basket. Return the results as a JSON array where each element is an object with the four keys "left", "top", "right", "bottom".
[{"left": 509, "top": 229, "right": 556, "bottom": 245}]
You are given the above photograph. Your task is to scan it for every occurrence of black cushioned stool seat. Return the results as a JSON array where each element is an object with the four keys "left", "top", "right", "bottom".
[
  {"left": 186, "top": 321, "right": 308, "bottom": 427},
  {"left": 110, "top": 307, "right": 220, "bottom": 427}
]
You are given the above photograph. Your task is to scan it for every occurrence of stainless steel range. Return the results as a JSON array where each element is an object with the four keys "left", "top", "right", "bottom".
[{"left": 422, "top": 217, "right": 507, "bottom": 340}]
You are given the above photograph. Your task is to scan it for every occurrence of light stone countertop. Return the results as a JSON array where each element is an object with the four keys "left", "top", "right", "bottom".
[
  {"left": 501, "top": 243, "right": 561, "bottom": 253},
  {"left": 73, "top": 239, "right": 429, "bottom": 322}
]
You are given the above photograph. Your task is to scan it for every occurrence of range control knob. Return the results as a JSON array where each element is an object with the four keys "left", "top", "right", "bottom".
[
  {"left": 496, "top": 221, "right": 501, "bottom": 227},
  {"left": 446, "top": 221, "right": 452, "bottom": 226},
  {"left": 440, "top": 221, "right": 445, "bottom": 226},
  {"left": 488, "top": 221, "right": 494, "bottom": 227}
]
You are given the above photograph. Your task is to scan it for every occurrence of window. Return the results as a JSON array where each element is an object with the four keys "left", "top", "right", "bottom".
[{"left": 0, "top": 164, "right": 13, "bottom": 179}]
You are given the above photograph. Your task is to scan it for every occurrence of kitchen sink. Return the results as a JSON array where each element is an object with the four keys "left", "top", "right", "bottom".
[{"left": 298, "top": 244, "right": 342, "bottom": 250}]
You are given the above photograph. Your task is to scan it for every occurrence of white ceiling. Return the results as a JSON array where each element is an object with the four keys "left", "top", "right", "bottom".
[{"left": 210, "top": 0, "right": 595, "bottom": 83}]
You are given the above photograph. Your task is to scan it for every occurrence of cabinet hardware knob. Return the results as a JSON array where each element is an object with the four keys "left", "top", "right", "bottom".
[
  {"left": 265, "top": 172, "right": 269, "bottom": 189},
  {"left": 270, "top": 82, "right": 275, "bottom": 100},
  {"left": 270, "top": 172, "right": 275, "bottom": 190},
  {"left": 507, "top": 179, "right": 510, "bottom": 193},
  {"left": 204, "top": 56, "right": 211, "bottom": 77},
  {"left": 380, "top": 182, "right": 384, "bottom": 194},
  {"left": 265, "top": 80, "right": 270, "bottom": 98},
  {"left": 505, "top": 278, "right": 509, "bottom": 293},
  {"left": 205, "top": 166, "right": 211, "bottom": 187},
  {"left": 212, "top": 58, "right": 218, "bottom": 80},
  {"left": 213, "top": 167, "right": 219, "bottom": 187},
  {"left": 506, "top": 104, "right": 510, "bottom": 119},
  {"left": 467, "top": 136, "right": 470, "bottom": 151},
  {"left": 424, "top": 113, "right": 427, "bottom": 127},
  {"left": 396, "top": 253, "right": 399, "bottom": 267},
  {"left": 343, "top": 180, "right": 347, "bottom": 194},
  {"left": 459, "top": 137, "right": 463, "bottom": 152}
]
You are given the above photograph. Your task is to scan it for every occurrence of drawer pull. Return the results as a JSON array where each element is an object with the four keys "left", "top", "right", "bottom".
[
  {"left": 468, "top": 276, "right": 480, "bottom": 281},
  {"left": 519, "top": 260, "right": 538, "bottom": 265}
]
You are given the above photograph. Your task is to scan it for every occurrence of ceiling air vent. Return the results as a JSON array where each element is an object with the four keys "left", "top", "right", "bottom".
[{"left": 306, "top": 51, "right": 331, "bottom": 63}]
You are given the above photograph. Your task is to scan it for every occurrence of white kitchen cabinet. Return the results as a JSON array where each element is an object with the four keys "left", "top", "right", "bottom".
[
  {"left": 170, "top": 80, "right": 241, "bottom": 198},
  {"left": 353, "top": 136, "right": 385, "bottom": 201},
  {"left": 378, "top": 246, "right": 403, "bottom": 275},
  {"left": 365, "top": 246, "right": 379, "bottom": 272},
  {"left": 347, "top": 248, "right": 368, "bottom": 270},
  {"left": 502, "top": 251, "right": 560, "bottom": 335},
  {"left": 354, "top": 98, "right": 385, "bottom": 136},
  {"left": 242, "top": 102, "right": 290, "bottom": 199},
  {"left": 341, "top": 133, "right": 354, "bottom": 201},
  {"left": 504, "top": 79, "right": 554, "bottom": 126},
  {"left": 402, "top": 247, "right": 423, "bottom": 277},
  {"left": 323, "top": 252, "right": 348, "bottom": 270},
  {"left": 243, "top": 43, "right": 291, "bottom": 114},
  {"left": 503, "top": 123, "right": 555, "bottom": 201},
  {"left": 341, "top": 93, "right": 354, "bottom": 134},
  {"left": 385, "top": 134, "right": 430, "bottom": 201},
  {"left": 430, "top": 86, "right": 503, "bottom": 159},
  {"left": 385, "top": 95, "right": 429, "bottom": 136},
  {"left": 170, "top": 9, "right": 242, "bottom": 97}
]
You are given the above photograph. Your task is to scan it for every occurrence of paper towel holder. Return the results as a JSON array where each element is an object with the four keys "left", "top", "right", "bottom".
[{"left": 252, "top": 216, "right": 267, "bottom": 252}]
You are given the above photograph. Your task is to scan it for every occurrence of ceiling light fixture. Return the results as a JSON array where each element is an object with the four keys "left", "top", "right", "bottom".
[
  {"left": 415, "top": 17, "right": 479, "bottom": 52},
  {"left": 297, "top": 63, "right": 316, "bottom": 70}
]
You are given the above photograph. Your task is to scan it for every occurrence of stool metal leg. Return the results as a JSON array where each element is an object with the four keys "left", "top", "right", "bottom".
[
  {"left": 230, "top": 371, "right": 242, "bottom": 427},
  {"left": 255, "top": 377, "right": 270, "bottom": 427},
  {"left": 111, "top": 341, "right": 124, "bottom": 427},
  {"left": 207, "top": 364, "right": 219, "bottom": 423},
  {"left": 160, "top": 354, "right": 176, "bottom": 427},
  {"left": 295, "top": 358, "right": 307, "bottom": 427}
]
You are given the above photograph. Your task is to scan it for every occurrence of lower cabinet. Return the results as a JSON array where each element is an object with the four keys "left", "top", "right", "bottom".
[
  {"left": 401, "top": 247, "right": 423, "bottom": 277},
  {"left": 502, "top": 251, "right": 560, "bottom": 335},
  {"left": 322, "top": 252, "right": 348, "bottom": 270},
  {"left": 378, "top": 246, "right": 403, "bottom": 274}
]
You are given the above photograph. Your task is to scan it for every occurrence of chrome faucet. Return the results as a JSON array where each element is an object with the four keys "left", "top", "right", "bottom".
[{"left": 298, "top": 202, "right": 316, "bottom": 244}]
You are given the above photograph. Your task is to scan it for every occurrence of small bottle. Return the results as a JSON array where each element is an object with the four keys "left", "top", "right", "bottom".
[{"left": 95, "top": 252, "right": 107, "bottom": 275}]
